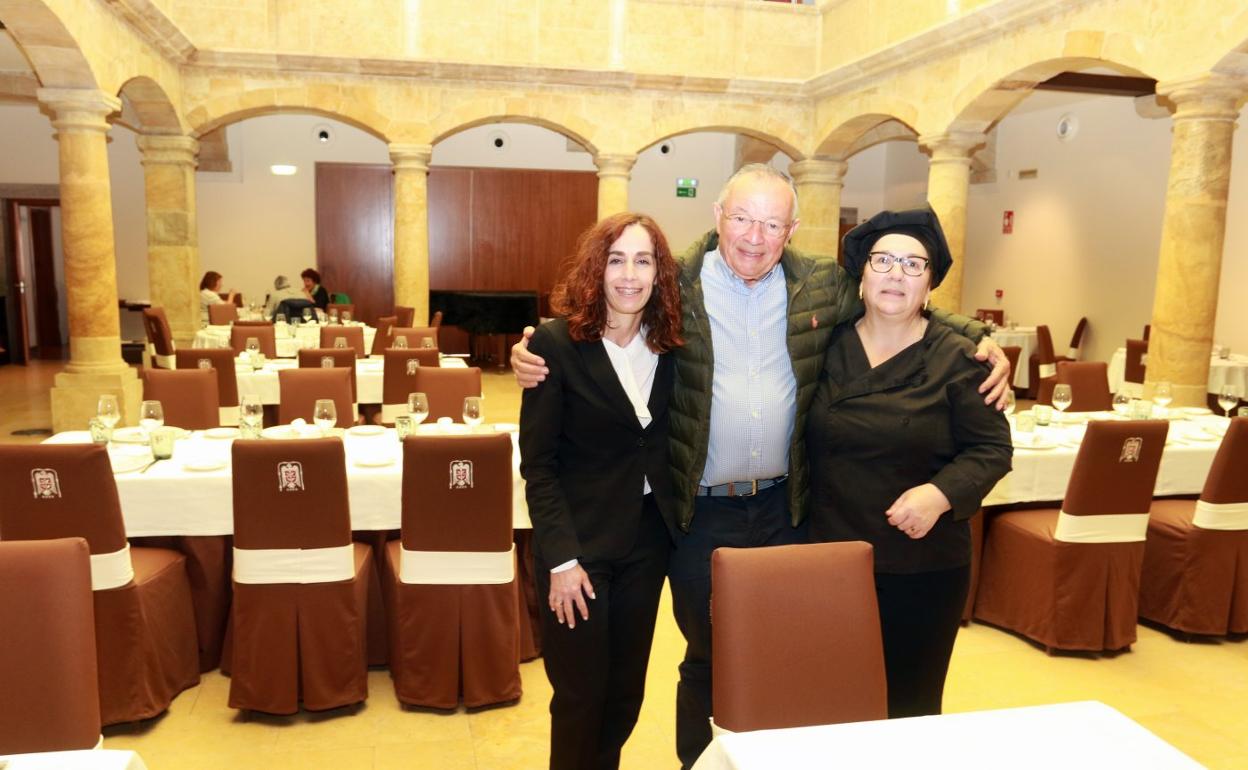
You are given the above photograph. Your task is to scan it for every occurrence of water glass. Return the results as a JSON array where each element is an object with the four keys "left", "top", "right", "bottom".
[
  {"left": 342, "top": 311, "right": 352, "bottom": 324},
  {"left": 1152, "top": 380, "right": 1173, "bottom": 413},
  {"left": 313, "top": 399, "right": 337, "bottom": 435},
  {"left": 275, "top": 313, "right": 286, "bottom": 326},
  {"left": 240, "top": 394, "right": 264, "bottom": 438},
  {"left": 408, "top": 392, "right": 429, "bottom": 424},
  {"left": 1015, "top": 412, "right": 1035, "bottom": 433},
  {"left": 302, "top": 308, "right": 313, "bottom": 324},
  {"left": 89, "top": 417, "right": 111, "bottom": 444},
  {"left": 1032, "top": 404, "right": 1053, "bottom": 426},
  {"left": 462, "top": 396, "right": 484, "bottom": 429},
  {"left": 97, "top": 394, "right": 121, "bottom": 430},
  {"left": 328, "top": 309, "right": 339, "bottom": 325},
  {"left": 395, "top": 414, "right": 414, "bottom": 441},
  {"left": 1130, "top": 398, "right": 1153, "bottom": 420},
  {"left": 150, "top": 427, "right": 176, "bottom": 460},
  {"left": 139, "top": 400, "right": 165, "bottom": 436}
]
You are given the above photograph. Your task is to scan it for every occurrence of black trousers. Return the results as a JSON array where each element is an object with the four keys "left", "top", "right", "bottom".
[
  {"left": 535, "top": 494, "right": 671, "bottom": 770},
  {"left": 874, "top": 565, "right": 970, "bottom": 719},
  {"left": 668, "top": 482, "right": 808, "bottom": 769}
]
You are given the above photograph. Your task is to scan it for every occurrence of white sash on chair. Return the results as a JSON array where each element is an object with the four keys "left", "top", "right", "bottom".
[
  {"left": 233, "top": 544, "right": 354, "bottom": 584},
  {"left": 1053, "top": 511, "right": 1149, "bottom": 543},
  {"left": 90, "top": 544, "right": 135, "bottom": 590},
  {"left": 1193, "top": 500, "right": 1248, "bottom": 531},
  {"left": 399, "top": 545, "right": 515, "bottom": 585}
]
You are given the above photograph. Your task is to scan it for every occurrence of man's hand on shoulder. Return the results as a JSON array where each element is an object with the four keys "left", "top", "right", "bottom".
[
  {"left": 974, "top": 337, "right": 1012, "bottom": 409},
  {"left": 512, "top": 325, "right": 548, "bottom": 388}
]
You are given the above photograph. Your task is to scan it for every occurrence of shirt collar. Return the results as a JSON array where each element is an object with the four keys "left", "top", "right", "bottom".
[{"left": 705, "top": 248, "right": 783, "bottom": 293}]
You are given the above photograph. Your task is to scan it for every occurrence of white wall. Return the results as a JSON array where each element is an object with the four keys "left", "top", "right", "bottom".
[
  {"left": 630, "top": 132, "right": 738, "bottom": 254},
  {"left": 1217, "top": 108, "right": 1248, "bottom": 356}
]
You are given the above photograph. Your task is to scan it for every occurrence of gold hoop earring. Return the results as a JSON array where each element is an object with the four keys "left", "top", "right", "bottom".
[
  {"left": 924, "top": 295, "right": 930, "bottom": 311},
  {"left": 858, "top": 283, "right": 863, "bottom": 300}
]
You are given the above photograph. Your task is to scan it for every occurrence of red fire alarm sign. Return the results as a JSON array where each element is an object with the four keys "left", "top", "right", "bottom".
[{"left": 1002, "top": 210, "right": 1014, "bottom": 234}]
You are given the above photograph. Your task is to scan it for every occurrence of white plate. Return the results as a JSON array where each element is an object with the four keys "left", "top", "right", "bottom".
[
  {"left": 1013, "top": 438, "right": 1057, "bottom": 450},
  {"left": 261, "top": 426, "right": 298, "bottom": 440},
  {"left": 1178, "top": 406, "right": 1213, "bottom": 416},
  {"left": 352, "top": 454, "right": 396, "bottom": 468},
  {"left": 204, "top": 427, "right": 240, "bottom": 439},
  {"left": 347, "top": 424, "right": 385, "bottom": 437},
  {"left": 110, "top": 426, "right": 150, "bottom": 444},
  {"left": 109, "top": 452, "right": 152, "bottom": 474},
  {"left": 182, "top": 458, "right": 228, "bottom": 472}
]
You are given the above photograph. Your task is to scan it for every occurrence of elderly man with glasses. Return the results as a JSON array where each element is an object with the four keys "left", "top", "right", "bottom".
[{"left": 513, "top": 163, "right": 1011, "bottom": 768}]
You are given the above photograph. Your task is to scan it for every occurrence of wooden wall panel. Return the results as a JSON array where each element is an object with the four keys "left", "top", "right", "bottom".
[
  {"left": 315, "top": 163, "right": 394, "bottom": 325},
  {"left": 428, "top": 167, "right": 473, "bottom": 288}
]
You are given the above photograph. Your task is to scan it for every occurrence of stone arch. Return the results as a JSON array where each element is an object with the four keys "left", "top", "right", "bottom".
[
  {"left": 186, "top": 87, "right": 393, "bottom": 143},
  {"left": 0, "top": 0, "right": 97, "bottom": 88},
  {"left": 430, "top": 106, "right": 599, "bottom": 156},
  {"left": 813, "top": 113, "right": 919, "bottom": 160},
  {"left": 633, "top": 114, "right": 802, "bottom": 161},
  {"left": 116, "top": 76, "right": 183, "bottom": 134}
]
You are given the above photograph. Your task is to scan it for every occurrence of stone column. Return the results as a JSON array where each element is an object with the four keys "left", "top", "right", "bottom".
[
  {"left": 39, "top": 88, "right": 142, "bottom": 433},
  {"left": 1145, "top": 74, "right": 1245, "bottom": 407},
  {"left": 919, "top": 130, "right": 987, "bottom": 313},
  {"left": 137, "top": 134, "right": 200, "bottom": 348},
  {"left": 788, "top": 157, "right": 848, "bottom": 258},
  {"left": 390, "top": 143, "right": 433, "bottom": 326},
  {"left": 595, "top": 153, "right": 635, "bottom": 220}
]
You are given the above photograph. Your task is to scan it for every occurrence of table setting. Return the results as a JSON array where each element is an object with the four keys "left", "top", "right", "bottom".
[
  {"left": 230, "top": 352, "right": 467, "bottom": 405},
  {"left": 193, "top": 320, "right": 378, "bottom": 358}
]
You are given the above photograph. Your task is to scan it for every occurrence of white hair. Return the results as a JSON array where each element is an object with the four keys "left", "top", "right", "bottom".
[
  {"left": 274, "top": 275, "right": 290, "bottom": 290},
  {"left": 716, "top": 163, "right": 800, "bottom": 221}
]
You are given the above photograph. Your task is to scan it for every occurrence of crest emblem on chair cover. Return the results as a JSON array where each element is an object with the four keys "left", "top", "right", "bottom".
[
  {"left": 321, "top": 356, "right": 334, "bottom": 368},
  {"left": 30, "top": 468, "right": 61, "bottom": 499},
  {"left": 449, "top": 460, "right": 473, "bottom": 489},
  {"left": 1119, "top": 437, "right": 1143, "bottom": 463},
  {"left": 406, "top": 358, "right": 419, "bottom": 375},
  {"left": 197, "top": 358, "right": 212, "bottom": 369},
  {"left": 278, "top": 461, "right": 305, "bottom": 492}
]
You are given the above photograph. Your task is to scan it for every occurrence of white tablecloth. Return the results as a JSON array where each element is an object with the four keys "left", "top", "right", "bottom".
[
  {"left": 989, "top": 326, "right": 1038, "bottom": 389},
  {"left": 691, "top": 701, "right": 1202, "bottom": 770},
  {"left": 232, "top": 356, "right": 467, "bottom": 405},
  {"left": 193, "top": 322, "right": 376, "bottom": 358},
  {"left": 44, "top": 425, "right": 529, "bottom": 536},
  {"left": 0, "top": 750, "right": 148, "bottom": 770},
  {"left": 1108, "top": 346, "right": 1248, "bottom": 397},
  {"left": 985, "top": 412, "right": 1224, "bottom": 506}
]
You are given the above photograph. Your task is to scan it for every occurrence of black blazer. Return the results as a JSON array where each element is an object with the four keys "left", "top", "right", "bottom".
[{"left": 520, "top": 319, "right": 678, "bottom": 568}]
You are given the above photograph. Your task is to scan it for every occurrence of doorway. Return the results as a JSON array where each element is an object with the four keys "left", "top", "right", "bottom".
[{"left": 5, "top": 199, "right": 66, "bottom": 364}]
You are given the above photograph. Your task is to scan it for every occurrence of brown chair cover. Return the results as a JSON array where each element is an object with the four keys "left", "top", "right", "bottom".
[
  {"left": 380, "top": 349, "right": 443, "bottom": 424},
  {"left": 1026, "top": 324, "right": 1057, "bottom": 400},
  {"left": 319, "top": 325, "right": 366, "bottom": 358},
  {"left": 711, "top": 541, "right": 887, "bottom": 731},
  {"left": 413, "top": 366, "right": 483, "bottom": 423},
  {"left": 1143, "top": 323, "right": 1151, "bottom": 341},
  {"left": 1140, "top": 418, "right": 1248, "bottom": 635},
  {"left": 0, "top": 538, "right": 100, "bottom": 753},
  {"left": 371, "top": 315, "right": 397, "bottom": 357},
  {"left": 277, "top": 368, "right": 355, "bottom": 427},
  {"left": 1057, "top": 317, "right": 1089, "bottom": 362},
  {"left": 394, "top": 305, "right": 416, "bottom": 328},
  {"left": 1037, "top": 361, "right": 1113, "bottom": 411},
  {"left": 141, "top": 307, "right": 175, "bottom": 368},
  {"left": 392, "top": 326, "right": 441, "bottom": 350},
  {"left": 976, "top": 308, "right": 1004, "bottom": 324},
  {"left": 0, "top": 444, "right": 199, "bottom": 725},
  {"left": 142, "top": 368, "right": 220, "bottom": 430},
  {"left": 975, "top": 420, "right": 1169, "bottom": 652},
  {"left": 1125, "top": 338, "right": 1148, "bottom": 385},
  {"left": 298, "top": 348, "right": 359, "bottom": 401},
  {"left": 230, "top": 324, "right": 277, "bottom": 358},
  {"left": 228, "top": 439, "right": 372, "bottom": 713},
  {"left": 385, "top": 433, "right": 521, "bottom": 709},
  {"left": 175, "top": 348, "right": 240, "bottom": 408},
  {"left": 208, "top": 303, "right": 239, "bottom": 325}
]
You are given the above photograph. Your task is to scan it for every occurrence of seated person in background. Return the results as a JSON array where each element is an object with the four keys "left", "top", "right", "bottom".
[
  {"left": 265, "top": 275, "right": 310, "bottom": 320},
  {"left": 302, "top": 268, "right": 330, "bottom": 311},
  {"left": 200, "top": 271, "right": 237, "bottom": 326}
]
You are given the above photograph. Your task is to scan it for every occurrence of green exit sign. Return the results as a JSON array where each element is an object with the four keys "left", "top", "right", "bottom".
[{"left": 676, "top": 177, "right": 699, "bottom": 198}]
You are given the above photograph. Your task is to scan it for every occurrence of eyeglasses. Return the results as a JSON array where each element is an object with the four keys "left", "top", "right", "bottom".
[
  {"left": 721, "top": 212, "right": 791, "bottom": 239},
  {"left": 867, "top": 251, "right": 929, "bottom": 278}
]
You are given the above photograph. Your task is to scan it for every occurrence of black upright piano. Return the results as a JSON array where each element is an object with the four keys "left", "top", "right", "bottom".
[{"left": 428, "top": 290, "right": 541, "bottom": 366}]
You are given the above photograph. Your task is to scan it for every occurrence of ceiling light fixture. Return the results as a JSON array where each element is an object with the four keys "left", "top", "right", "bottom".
[{"left": 270, "top": 164, "right": 298, "bottom": 176}]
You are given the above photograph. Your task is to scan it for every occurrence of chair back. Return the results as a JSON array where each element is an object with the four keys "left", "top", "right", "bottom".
[
  {"left": 1035, "top": 324, "right": 1056, "bottom": 372},
  {"left": 234, "top": 319, "right": 273, "bottom": 327},
  {"left": 393, "top": 326, "right": 440, "bottom": 350},
  {"left": 230, "top": 439, "right": 354, "bottom": 584},
  {"left": 381, "top": 349, "right": 443, "bottom": 424},
  {"left": 1055, "top": 420, "right": 1168, "bottom": 543},
  {"left": 141, "top": 307, "right": 176, "bottom": 366},
  {"left": 142, "top": 368, "right": 221, "bottom": 429},
  {"left": 1053, "top": 361, "right": 1112, "bottom": 411},
  {"left": 208, "top": 303, "right": 238, "bottom": 325},
  {"left": 319, "top": 325, "right": 366, "bottom": 358},
  {"left": 298, "top": 348, "right": 358, "bottom": 400},
  {"left": 0, "top": 538, "right": 101, "bottom": 753},
  {"left": 398, "top": 432, "right": 514, "bottom": 584},
  {"left": 175, "top": 348, "right": 240, "bottom": 409},
  {"left": 1124, "top": 338, "right": 1148, "bottom": 385},
  {"left": 327, "top": 303, "right": 356, "bottom": 321},
  {"left": 1067, "top": 316, "right": 1088, "bottom": 358},
  {"left": 394, "top": 305, "right": 416, "bottom": 328},
  {"left": 1193, "top": 418, "right": 1248, "bottom": 530},
  {"left": 1001, "top": 345, "right": 1021, "bottom": 378},
  {"left": 372, "top": 315, "right": 397, "bottom": 356},
  {"left": 277, "top": 367, "right": 355, "bottom": 428},
  {"left": 430, "top": 310, "right": 444, "bottom": 327},
  {"left": 711, "top": 541, "right": 887, "bottom": 732},
  {"left": 976, "top": 308, "right": 1004, "bottom": 325},
  {"left": 413, "top": 366, "right": 482, "bottom": 422},
  {"left": 1143, "top": 323, "right": 1151, "bottom": 341},
  {"left": 0, "top": 444, "right": 133, "bottom": 590},
  {"left": 230, "top": 324, "right": 277, "bottom": 358}
]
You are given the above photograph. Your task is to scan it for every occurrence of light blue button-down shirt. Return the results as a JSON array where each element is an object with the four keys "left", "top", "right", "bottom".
[{"left": 700, "top": 249, "right": 796, "bottom": 486}]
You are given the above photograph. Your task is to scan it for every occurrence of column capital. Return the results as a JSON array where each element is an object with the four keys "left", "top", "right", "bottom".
[
  {"left": 37, "top": 88, "right": 120, "bottom": 134},
  {"left": 594, "top": 153, "right": 636, "bottom": 179},
  {"left": 389, "top": 143, "right": 432, "bottom": 172},
  {"left": 789, "top": 157, "right": 848, "bottom": 186},
  {"left": 918, "top": 130, "right": 988, "bottom": 162},
  {"left": 1157, "top": 73, "right": 1247, "bottom": 121},
  {"left": 136, "top": 134, "right": 199, "bottom": 168}
]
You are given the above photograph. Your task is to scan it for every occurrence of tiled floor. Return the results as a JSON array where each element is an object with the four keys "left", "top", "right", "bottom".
[{"left": 3, "top": 361, "right": 1246, "bottom": 768}]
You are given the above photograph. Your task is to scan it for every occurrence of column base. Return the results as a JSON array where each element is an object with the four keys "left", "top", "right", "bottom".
[{"left": 50, "top": 367, "right": 142, "bottom": 434}]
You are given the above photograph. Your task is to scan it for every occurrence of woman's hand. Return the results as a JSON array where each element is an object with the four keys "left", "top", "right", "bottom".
[
  {"left": 549, "top": 563, "right": 595, "bottom": 629},
  {"left": 885, "top": 483, "right": 951, "bottom": 539}
]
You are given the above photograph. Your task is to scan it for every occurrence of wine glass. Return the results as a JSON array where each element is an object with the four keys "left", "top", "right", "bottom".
[
  {"left": 333, "top": 337, "right": 347, "bottom": 349},
  {"left": 328, "top": 309, "right": 339, "bottom": 325},
  {"left": 245, "top": 337, "right": 260, "bottom": 356},
  {"left": 1112, "top": 390, "right": 1131, "bottom": 417},
  {"left": 97, "top": 394, "right": 121, "bottom": 431},
  {"left": 393, "top": 335, "right": 408, "bottom": 350},
  {"left": 313, "top": 399, "right": 337, "bottom": 436},
  {"left": 1002, "top": 389, "right": 1016, "bottom": 417},
  {"left": 1051, "top": 384, "right": 1073, "bottom": 422},
  {"left": 139, "top": 400, "right": 164, "bottom": 436},
  {"left": 1218, "top": 385, "right": 1240, "bottom": 418},
  {"left": 1152, "top": 380, "right": 1173, "bottom": 416},
  {"left": 240, "top": 394, "right": 263, "bottom": 436},
  {"left": 302, "top": 308, "right": 313, "bottom": 324},
  {"left": 342, "top": 310, "right": 352, "bottom": 324},
  {"left": 407, "top": 392, "right": 429, "bottom": 425},
  {"left": 421, "top": 336, "right": 435, "bottom": 349},
  {"left": 462, "top": 396, "right": 483, "bottom": 430}
]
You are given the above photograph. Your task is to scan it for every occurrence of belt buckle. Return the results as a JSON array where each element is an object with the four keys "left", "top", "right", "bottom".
[{"left": 727, "top": 480, "right": 758, "bottom": 497}]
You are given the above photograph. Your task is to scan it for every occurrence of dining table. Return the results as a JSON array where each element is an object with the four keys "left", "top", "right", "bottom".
[
  {"left": 231, "top": 355, "right": 468, "bottom": 406},
  {"left": 192, "top": 321, "right": 377, "bottom": 359},
  {"left": 1107, "top": 346, "right": 1248, "bottom": 399},
  {"left": 988, "top": 326, "right": 1038, "bottom": 389}
]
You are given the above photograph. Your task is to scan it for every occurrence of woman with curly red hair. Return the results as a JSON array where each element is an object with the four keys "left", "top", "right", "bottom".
[{"left": 520, "top": 212, "right": 683, "bottom": 770}]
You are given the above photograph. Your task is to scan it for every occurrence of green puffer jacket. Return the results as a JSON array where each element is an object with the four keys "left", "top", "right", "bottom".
[{"left": 667, "top": 230, "right": 985, "bottom": 532}]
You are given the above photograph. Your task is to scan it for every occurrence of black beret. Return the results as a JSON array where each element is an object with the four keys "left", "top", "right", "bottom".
[{"left": 841, "top": 206, "right": 953, "bottom": 288}]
